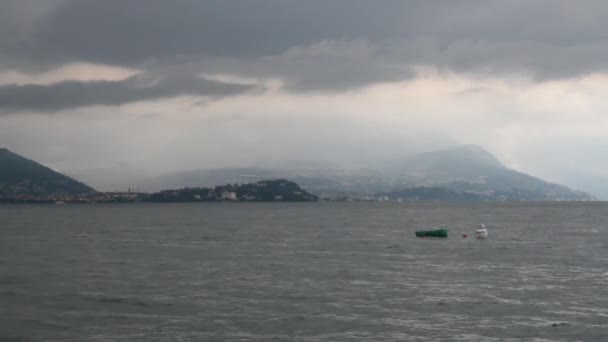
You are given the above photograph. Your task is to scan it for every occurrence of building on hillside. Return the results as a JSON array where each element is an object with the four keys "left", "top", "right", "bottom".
[{"left": 221, "top": 191, "right": 237, "bottom": 200}]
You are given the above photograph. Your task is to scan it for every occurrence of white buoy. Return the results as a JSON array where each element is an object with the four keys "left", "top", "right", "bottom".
[{"left": 476, "top": 223, "right": 488, "bottom": 239}]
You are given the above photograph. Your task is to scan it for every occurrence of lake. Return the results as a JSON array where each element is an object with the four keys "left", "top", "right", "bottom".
[{"left": 1, "top": 202, "right": 607, "bottom": 341}]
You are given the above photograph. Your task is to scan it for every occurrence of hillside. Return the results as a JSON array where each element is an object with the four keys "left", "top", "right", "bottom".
[
  {"left": 0, "top": 148, "right": 95, "bottom": 196},
  {"left": 145, "top": 179, "right": 318, "bottom": 202},
  {"left": 140, "top": 167, "right": 394, "bottom": 197},
  {"left": 138, "top": 145, "right": 592, "bottom": 201},
  {"left": 384, "top": 145, "right": 593, "bottom": 201}
]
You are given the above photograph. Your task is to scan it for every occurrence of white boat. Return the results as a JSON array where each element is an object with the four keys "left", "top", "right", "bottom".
[{"left": 476, "top": 224, "right": 488, "bottom": 239}]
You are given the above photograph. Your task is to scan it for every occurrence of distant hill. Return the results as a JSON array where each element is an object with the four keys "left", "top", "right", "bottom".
[
  {"left": 139, "top": 145, "right": 592, "bottom": 201},
  {"left": 387, "top": 145, "right": 504, "bottom": 182},
  {"left": 145, "top": 179, "right": 318, "bottom": 202},
  {"left": 380, "top": 186, "right": 486, "bottom": 201},
  {"left": 383, "top": 145, "right": 593, "bottom": 201},
  {"left": 141, "top": 167, "right": 394, "bottom": 196},
  {"left": 145, "top": 168, "right": 286, "bottom": 191},
  {"left": 0, "top": 148, "right": 95, "bottom": 196}
]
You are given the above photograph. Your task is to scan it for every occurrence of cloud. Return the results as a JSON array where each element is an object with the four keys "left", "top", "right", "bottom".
[
  {"left": 0, "top": 63, "right": 139, "bottom": 86},
  {"left": 3, "top": 70, "right": 608, "bottom": 195},
  {"left": 0, "top": 73, "right": 256, "bottom": 112},
  {"left": 3, "top": 0, "right": 608, "bottom": 196},
  {"left": 3, "top": 0, "right": 608, "bottom": 92}
]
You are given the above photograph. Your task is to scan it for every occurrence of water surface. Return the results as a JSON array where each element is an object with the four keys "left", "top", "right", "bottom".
[{"left": 1, "top": 202, "right": 607, "bottom": 341}]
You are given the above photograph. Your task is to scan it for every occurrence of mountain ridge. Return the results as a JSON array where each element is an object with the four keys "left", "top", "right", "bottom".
[
  {"left": 381, "top": 145, "right": 593, "bottom": 200},
  {"left": 0, "top": 148, "right": 95, "bottom": 196},
  {"left": 0, "top": 145, "right": 594, "bottom": 201},
  {"left": 134, "top": 145, "right": 592, "bottom": 200}
]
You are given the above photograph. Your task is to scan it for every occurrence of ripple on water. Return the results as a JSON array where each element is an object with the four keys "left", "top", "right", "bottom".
[{"left": 2, "top": 202, "right": 608, "bottom": 341}]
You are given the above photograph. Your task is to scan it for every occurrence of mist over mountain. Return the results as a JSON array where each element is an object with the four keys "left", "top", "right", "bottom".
[
  {"left": 381, "top": 145, "right": 592, "bottom": 201},
  {"left": 548, "top": 170, "right": 608, "bottom": 201},
  {"left": 0, "top": 142, "right": 594, "bottom": 201},
  {"left": 127, "top": 145, "right": 592, "bottom": 201},
  {"left": 3, "top": 1, "right": 608, "bottom": 201},
  {"left": 0, "top": 148, "right": 95, "bottom": 196}
]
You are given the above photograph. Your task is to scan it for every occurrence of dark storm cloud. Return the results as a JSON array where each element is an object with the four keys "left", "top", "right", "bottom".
[
  {"left": 3, "top": 0, "right": 608, "bottom": 100},
  {"left": 19, "top": 0, "right": 425, "bottom": 65},
  {"left": 0, "top": 75, "right": 254, "bottom": 112}
]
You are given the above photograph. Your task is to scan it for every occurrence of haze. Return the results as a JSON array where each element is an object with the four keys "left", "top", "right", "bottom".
[{"left": 2, "top": 1, "right": 608, "bottom": 197}]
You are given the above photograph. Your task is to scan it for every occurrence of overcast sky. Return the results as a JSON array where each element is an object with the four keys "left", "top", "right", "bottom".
[{"left": 2, "top": 0, "right": 608, "bottom": 195}]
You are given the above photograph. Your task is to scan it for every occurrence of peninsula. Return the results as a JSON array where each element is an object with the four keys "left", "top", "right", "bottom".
[{"left": 145, "top": 179, "right": 318, "bottom": 202}]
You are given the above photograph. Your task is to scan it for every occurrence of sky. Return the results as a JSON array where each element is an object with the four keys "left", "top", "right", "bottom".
[{"left": 2, "top": 0, "right": 608, "bottom": 196}]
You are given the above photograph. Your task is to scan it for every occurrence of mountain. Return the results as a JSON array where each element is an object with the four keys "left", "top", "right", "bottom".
[
  {"left": 145, "top": 179, "right": 318, "bottom": 202},
  {"left": 144, "top": 168, "right": 285, "bottom": 191},
  {"left": 0, "top": 148, "right": 95, "bottom": 196},
  {"left": 535, "top": 169, "right": 608, "bottom": 200},
  {"left": 1, "top": 145, "right": 590, "bottom": 201},
  {"left": 387, "top": 145, "right": 503, "bottom": 182},
  {"left": 141, "top": 167, "right": 393, "bottom": 196},
  {"left": 140, "top": 145, "right": 592, "bottom": 201},
  {"left": 383, "top": 145, "right": 593, "bottom": 201}
]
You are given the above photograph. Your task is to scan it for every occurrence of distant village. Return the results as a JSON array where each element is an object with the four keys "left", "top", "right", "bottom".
[
  {"left": 0, "top": 180, "right": 319, "bottom": 203},
  {"left": 0, "top": 190, "right": 144, "bottom": 204},
  {"left": 1, "top": 146, "right": 596, "bottom": 203}
]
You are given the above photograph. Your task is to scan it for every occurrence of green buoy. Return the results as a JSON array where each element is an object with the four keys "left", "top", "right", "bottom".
[{"left": 415, "top": 229, "right": 448, "bottom": 238}]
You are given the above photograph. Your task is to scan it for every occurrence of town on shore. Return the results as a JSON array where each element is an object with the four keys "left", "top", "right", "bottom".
[
  {"left": 0, "top": 179, "right": 319, "bottom": 204},
  {"left": 0, "top": 146, "right": 597, "bottom": 203}
]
